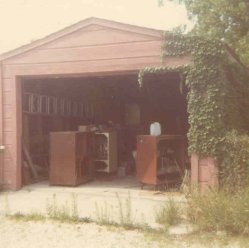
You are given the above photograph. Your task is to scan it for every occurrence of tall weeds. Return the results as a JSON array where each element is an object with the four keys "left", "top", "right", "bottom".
[
  {"left": 46, "top": 193, "right": 79, "bottom": 222},
  {"left": 187, "top": 187, "right": 249, "bottom": 234},
  {"left": 116, "top": 192, "right": 134, "bottom": 228},
  {"left": 155, "top": 198, "right": 181, "bottom": 227}
]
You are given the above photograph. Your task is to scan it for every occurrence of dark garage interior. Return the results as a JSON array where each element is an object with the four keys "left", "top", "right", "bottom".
[{"left": 21, "top": 72, "right": 189, "bottom": 189}]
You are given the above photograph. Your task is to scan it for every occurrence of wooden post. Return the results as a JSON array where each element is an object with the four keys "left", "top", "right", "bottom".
[{"left": 191, "top": 153, "right": 219, "bottom": 192}]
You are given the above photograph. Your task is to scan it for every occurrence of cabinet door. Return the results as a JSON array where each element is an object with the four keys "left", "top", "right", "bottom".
[
  {"left": 76, "top": 133, "right": 94, "bottom": 178},
  {"left": 76, "top": 133, "right": 87, "bottom": 157},
  {"left": 50, "top": 132, "right": 76, "bottom": 185},
  {"left": 136, "top": 136, "right": 157, "bottom": 185}
]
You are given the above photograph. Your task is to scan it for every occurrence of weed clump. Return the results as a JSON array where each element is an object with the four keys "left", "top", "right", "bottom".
[
  {"left": 116, "top": 192, "right": 135, "bottom": 229},
  {"left": 95, "top": 192, "right": 135, "bottom": 229},
  {"left": 187, "top": 187, "right": 249, "bottom": 235},
  {"left": 95, "top": 201, "right": 115, "bottom": 226},
  {"left": 156, "top": 198, "right": 181, "bottom": 227},
  {"left": 46, "top": 193, "right": 79, "bottom": 222},
  {"left": 7, "top": 212, "right": 45, "bottom": 222}
]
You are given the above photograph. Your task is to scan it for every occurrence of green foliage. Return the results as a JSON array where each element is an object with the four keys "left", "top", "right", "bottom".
[
  {"left": 187, "top": 187, "right": 249, "bottom": 234},
  {"left": 185, "top": 0, "right": 249, "bottom": 65},
  {"left": 220, "top": 130, "right": 249, "bottom": 191},
  {"left": 155, "top": 198, "right": 181, "bottom": 227},
  {"left": 189, "top": 43, "right": 227, "bottom": 155},
  {"left": 163, "top": 34, "right": 228, "bottom": 157},
  {"left": 138, "top": 65, "right": 189, "bottom": 88},
  {"left": 139, "top": 32, "right": 249, "bottom": 187},
  {"left": 166, "top": 34, "right": 249, "bottom": 187},
  {"left": 162, "top": 0, "right": 249, "bottom": 65}
]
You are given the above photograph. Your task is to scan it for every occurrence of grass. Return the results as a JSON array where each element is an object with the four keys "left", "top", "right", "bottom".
[
  {"left": 146, "top": 230, "right": 249, "bottom": 248},
  {"left": 187, "top": 186, "right": 249, "bottom": 235},
  {"left": 5, "top": 193, "right": 88, "bottom": 224},
  {"left": 5, "top": 193, "right": 161, "bottom": 237},
  {"left": 94, "top": 192, "right": 166, "bottom": 234},
  {"left": 116, "top": 192, "right": 135, "bottom": 228},
  {"left": 7, "top": 212, "right": 45, "bottom": 222},
  {"left": 5, "top": 191, "right": 153, "bottom": 233},
  {"left": 95, "top": 201, "right": 115, "bottom": 226},
  {"left": 4, "top": 212, "right": 249, "bottom": 248},
  {"left": 4, "top": 184, "right": 249, "bottom": 244},
  {"left": 95, "top": 192, "right": 136, "bottom": 229},
  {"left": 46, "top": 193, "right": 79, "bottom": 222},
  {"left": 155, "top": 198, "right": 181, "bottom": 227},
  {"left": 4, "top": 209, "right": 249, "bottom": 248}
]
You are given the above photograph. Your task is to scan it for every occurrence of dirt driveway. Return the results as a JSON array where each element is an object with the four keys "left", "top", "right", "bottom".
[
  {"left": 0, "top": 217, "right": 162, "bottom": 248},
  {"left": 1, "top": 217, "right": 249, "bottom": 248}
]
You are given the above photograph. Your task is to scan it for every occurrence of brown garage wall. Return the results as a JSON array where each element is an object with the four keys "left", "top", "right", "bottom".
[
  {"left": 0, "top": 63, "right": 3, "bottom": 188},
  {"left": 0, "top": 75, "right": 22, "bottom": 189},
  {"left": 0, "top": 18, "right": 189, "bottom": 190},
  {"left": 3, "top": 31, "right": 163, "bottom": 76}
]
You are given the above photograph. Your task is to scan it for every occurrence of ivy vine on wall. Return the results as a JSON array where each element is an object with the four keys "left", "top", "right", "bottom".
[{"left": 138, "top": 33, "right": 249, "bottom": 187}]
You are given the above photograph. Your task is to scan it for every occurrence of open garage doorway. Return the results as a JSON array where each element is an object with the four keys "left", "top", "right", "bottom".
[{"left": 20, "top": 72, "right": 189, "bottom": 189}]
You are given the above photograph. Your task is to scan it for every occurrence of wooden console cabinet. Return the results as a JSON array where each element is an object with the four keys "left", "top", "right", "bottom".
[
  {"left": 136, "top": 135, "right": 185, "bottom": 188},
  {"left": 49, "top": 131, "right": 94, "bottom": 186}
]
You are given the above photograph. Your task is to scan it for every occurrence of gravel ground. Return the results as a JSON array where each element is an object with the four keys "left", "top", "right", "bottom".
[
  {"left": 0, "top": 217, "right": 162, "bottom": 248},
  {"left": 1, "top": 217, "right": 248, "bottom": 248}
]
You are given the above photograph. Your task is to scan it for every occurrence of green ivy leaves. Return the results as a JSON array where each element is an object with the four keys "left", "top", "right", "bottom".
[{"left": 138, "top": 32, "right": 249, "bottom": 167}]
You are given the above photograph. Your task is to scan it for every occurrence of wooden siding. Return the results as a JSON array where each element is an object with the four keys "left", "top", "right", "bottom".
[
  {"left": 4, "top": 26, "right": 163, "bottom": 79},
  {"left": 3, "top": 56, "right": 161, "bottom": 77},
  {"left": 0, "top": 20, "right": 190, "bottom": 190},
  {"left": 0, "top": 18, "right": 163, "bottom": 61},
  {"left": 0, "top": 64, "right": 3, "bottom": 187},
  {"left": 42, "top": 27, "right": 160, "bottom": 49},
  {"left": 4, "top": 41, "right": 162, "bottom": 65},
  {"left": 5, "top": 27, "right": 161, "bottom": 64},
  {"left": 0, "top": 76, "right": 21, "bottom": 189},
  {"left": 3, "top": 56, "right": 189, "bottom": 78}
]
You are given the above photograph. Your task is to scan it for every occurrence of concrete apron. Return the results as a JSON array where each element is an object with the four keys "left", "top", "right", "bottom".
[{"left": 0, "top": 179, "right": 186, "bottom": 228}]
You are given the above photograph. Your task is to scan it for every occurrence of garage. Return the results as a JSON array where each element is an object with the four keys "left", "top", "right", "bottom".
[{"left": 0, "top": 17, "right": 189, "bottom": 190}]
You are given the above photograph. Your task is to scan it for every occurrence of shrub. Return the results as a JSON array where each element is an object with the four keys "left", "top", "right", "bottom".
[
  {"left": 187, "top": 187, "right": 249, "bottom": 234},
  {"left": 220, "top": 130, "right": 249, "bottom": 191}
]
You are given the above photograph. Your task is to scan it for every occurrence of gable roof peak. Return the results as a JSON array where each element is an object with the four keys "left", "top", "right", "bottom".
[{"left": 0, "top": 17, "right": 163, "bottom": 61}]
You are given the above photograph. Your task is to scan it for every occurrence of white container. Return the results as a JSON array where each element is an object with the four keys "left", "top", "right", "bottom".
[{"left": 150, "top": 122, "right": 161, "bottom": 136}]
